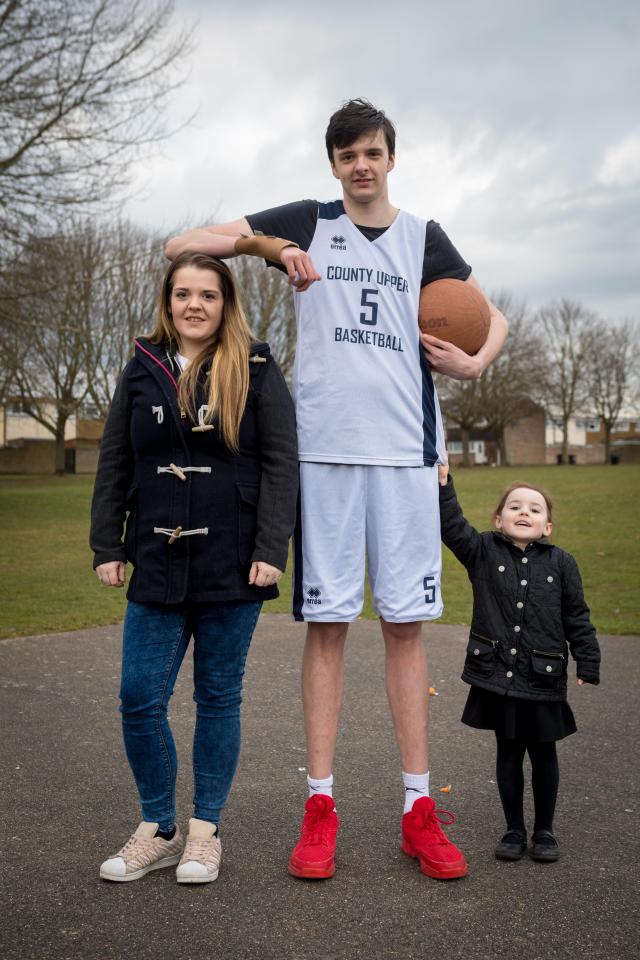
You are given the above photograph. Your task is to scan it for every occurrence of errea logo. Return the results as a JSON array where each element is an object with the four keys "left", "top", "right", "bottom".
[
  {"left": 330, "top": 234, "right": 346, "bottom": 250},
  {"left": 307, "top": 587, "right": 322, "bottom": 605}
]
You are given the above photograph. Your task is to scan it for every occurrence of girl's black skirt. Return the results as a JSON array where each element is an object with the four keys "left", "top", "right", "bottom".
[{"left": 461, "top": 686, "right": 577, "bottom": 742}]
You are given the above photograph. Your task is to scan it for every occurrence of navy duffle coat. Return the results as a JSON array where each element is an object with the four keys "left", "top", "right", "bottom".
[{"left": 90, "top": 337, "right": 298, "bottom": 605}]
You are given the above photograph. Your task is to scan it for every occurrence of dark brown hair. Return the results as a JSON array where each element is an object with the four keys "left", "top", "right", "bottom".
[
  {"left": 494, "top": 482, "right": 553, "bottom": 522},
  {"left": 325, "top": 98, "right": 396, "bottom": 161}
]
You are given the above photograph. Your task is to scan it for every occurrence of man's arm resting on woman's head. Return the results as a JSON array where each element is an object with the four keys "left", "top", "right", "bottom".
[
  {"left": 165, "top": 218, "right": 320, "bottom": 291},
  {"left": 165, "top": 218, "right": 253, "bottom": 260}
]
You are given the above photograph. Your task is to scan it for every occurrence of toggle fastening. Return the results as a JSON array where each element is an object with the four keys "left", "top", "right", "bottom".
[
  {"left": 157, "top": 465, "right": 212, "bottom": 481},
  {"left": 192, "top": 404, "right": 215, "bottom": 433},
  {"left": 154, "top": 526, "right": 209, "bottom": 544}
]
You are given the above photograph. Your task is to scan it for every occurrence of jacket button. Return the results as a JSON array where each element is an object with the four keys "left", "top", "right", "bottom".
[
  {"left": 522, "top": 557, "right": 528, "bottom": 564},
  {"left": 514, "top": 625, "right": 521, "bottom": 632},
  {"left": 510, "top": 647, "right": 517, "bottom": 655},
  {"left": 473, "top": 648, "right": 480, "bottom": 655},
  {"left": 547, "top": 575, "right": 554, "bottom": 582},
  {"left": 506, "top": 671, "right": 513, "bottom": 678},
  {"left": 521, "top": 579, "right": 527, "bottom": 586},
  {"left": 498, "top": 565, "right": 505, "bottom": 572},
  {"left": 516, "top": 601, "right": 524, "bottom": 609},
  {"left": 546, "top": 665, "right": 553, "bottom": 672}
]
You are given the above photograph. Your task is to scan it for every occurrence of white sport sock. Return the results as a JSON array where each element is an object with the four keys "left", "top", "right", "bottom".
[
  {"left": 403, "top": 771, "right": 430, "bottom": 813},
  {"left": 307, "top": 773, "right": 333, "bottom": 799}
]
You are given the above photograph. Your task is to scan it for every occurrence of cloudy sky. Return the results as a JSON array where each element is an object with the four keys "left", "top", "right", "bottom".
[{"left": 126, "top": 0, "right": 640, "bottom": 322}]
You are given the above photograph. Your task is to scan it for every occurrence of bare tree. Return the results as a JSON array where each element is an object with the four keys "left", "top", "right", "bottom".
[
  {"left": 534, "top": 299, "right": 597, "bottom": 464},
  {"left": 0, "top": 217, "right": 167, "bottom": 470},
  {"left": 0, "top": 0, "right": 190, "bottom": 242},
  {"left": 585, "top": 319, "right": 638, "bottom": 464},
  {"left": 0, "top": 225, "right": 104, "bottom": 472},
  {"left": 437, "top": 378, "right": 483, "bottom": 467},
  {"left": 229, "top": 257, "right": 297, "bottom": 379},
  {"left": 479, "top": 293, "right": 547, "bottom": 464},
  {"left": 0, "top": 344, "right": 13, "bottom": 404},
  {"left": 86, "top": 220, "right": 165, "bottom": 416}
]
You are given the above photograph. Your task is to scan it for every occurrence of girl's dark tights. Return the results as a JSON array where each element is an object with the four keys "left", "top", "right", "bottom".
[{"left": 495, "top": 735, "right": 559, "bottom": 834}]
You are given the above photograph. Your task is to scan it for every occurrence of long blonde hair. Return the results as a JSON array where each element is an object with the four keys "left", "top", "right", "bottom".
[{"left": 149, "top": 252, "right": 253, "bottom": 452}]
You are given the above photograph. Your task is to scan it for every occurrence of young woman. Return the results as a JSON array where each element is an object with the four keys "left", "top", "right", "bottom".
[
  {"left": 90, "top": 251, "right": 298, "bottom": 883},
  {"left": 438, "top": 465, "right": 600, "bottom": 862}
]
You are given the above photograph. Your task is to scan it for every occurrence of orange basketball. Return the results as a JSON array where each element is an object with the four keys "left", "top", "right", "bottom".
[{"left": 418, "top": 278, "right": 490, "bottom": 355}]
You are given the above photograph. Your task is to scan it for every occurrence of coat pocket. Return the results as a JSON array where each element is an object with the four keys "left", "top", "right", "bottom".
[
  {"left": 123, "top": 487, "right": 138, "bottom": 563},
  {"left": 529, "top": 649, "right": 565, "bottom": 691},
  {"left": 464, "top": 632, "right": 498, "bottom": 678},
  {"left": 237, "top": 482, "right": 259, "bottom": 566}
]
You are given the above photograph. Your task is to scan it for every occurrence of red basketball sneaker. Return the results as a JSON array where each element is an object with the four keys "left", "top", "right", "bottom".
[
  {"left": 288, "top": 794, "right": 338, "bottom": 879},
  {"left": 401, "top": 796, "right": 468, "bottom": 879}
]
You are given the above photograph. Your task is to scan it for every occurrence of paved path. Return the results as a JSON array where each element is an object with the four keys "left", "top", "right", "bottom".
[{"left": 1, "top": 617, "right": 638, "bottom": 960}]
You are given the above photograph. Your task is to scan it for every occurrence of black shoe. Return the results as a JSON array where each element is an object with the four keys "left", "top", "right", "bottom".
[
  {"left": 495, "top": 830, "right": 527, "bottom": 861},
  {"left": 530, "top": 830, "right": 560, "bottom": 862}
]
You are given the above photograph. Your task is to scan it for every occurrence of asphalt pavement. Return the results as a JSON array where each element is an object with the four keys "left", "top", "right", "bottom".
[{"left": 1, "top": 616, "right": 638, "bottom": 960}]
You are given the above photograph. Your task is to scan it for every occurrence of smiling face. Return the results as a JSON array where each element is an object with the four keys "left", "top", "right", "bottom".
[
  {"left": 170, "top": 265, "right": 224, "bottom": 359},
  {"left": 330, "top": 128, "right": 395, "bottom": 209},
  {"left": 494, "top": 486, "right": 553, "bottom": 548}
]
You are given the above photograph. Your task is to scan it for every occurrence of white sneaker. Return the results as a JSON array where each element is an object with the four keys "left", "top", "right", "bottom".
[
  {"left": 176, "top": 817, "right": 222, "bottom": 883},
  {"left": 100, "top": 822, "right": 183, "bottom": 882}
]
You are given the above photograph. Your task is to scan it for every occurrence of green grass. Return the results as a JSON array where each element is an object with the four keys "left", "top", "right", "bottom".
[{"left": 1, "top": 466, "right": 638, "bottom": 639}]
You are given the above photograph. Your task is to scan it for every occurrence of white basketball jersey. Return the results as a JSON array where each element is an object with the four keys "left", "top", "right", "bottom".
[{"left": 292, "top": 201, "right": 445, "bottom": 466}]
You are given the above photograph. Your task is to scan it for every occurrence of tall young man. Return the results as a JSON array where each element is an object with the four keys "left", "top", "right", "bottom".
[{"left": 166, "top": 99, "right": 508, "bottom": 881}]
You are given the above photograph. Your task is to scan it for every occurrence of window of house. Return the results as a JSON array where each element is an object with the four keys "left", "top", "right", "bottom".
[
  {"left": 80, "top": 404, "right": 100, "bottom": 420},
  {"left": 7, "top": 400, "right": 29, "bottom": 416}
]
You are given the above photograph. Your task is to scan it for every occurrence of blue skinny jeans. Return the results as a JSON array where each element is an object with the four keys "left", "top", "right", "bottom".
[{"left": 119, "top": 599, "right": 261, "bottom": 831}]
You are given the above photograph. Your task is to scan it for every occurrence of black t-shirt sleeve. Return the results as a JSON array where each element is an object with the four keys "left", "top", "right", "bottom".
[
  {"left": 421, "top": 221, "right": 472, "bottom": 287},
  {"left": 245, "top": 201, "right": 318, "bottom": 271}
]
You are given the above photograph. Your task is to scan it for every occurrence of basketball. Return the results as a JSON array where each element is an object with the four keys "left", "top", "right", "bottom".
[{"left": 418, "top": 278, "right": 490, "bottom": 355}]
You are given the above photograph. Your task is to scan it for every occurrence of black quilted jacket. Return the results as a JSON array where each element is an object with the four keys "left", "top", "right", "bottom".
[{"left": 439, "top": 476, "right": 600, "bottom": 701}]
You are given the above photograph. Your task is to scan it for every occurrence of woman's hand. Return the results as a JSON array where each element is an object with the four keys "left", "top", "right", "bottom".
[
  {"left": 249, "top": 561, "right": 283, "bottom": 588},
  {"left": 96, "top": 561, "right": 126, "bottom": 587},
  {"left": 438, "top": 462, "right": 449, "bottom": 486}
]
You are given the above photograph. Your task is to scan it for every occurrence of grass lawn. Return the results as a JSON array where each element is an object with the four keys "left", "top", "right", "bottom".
[{"left": 1, "top": 465, "right": 638, "bottom": 639}]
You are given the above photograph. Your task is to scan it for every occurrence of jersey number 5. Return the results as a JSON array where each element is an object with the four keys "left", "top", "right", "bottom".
[
  {"left": 360, "top": 288, "right": 379, "bottom": 326},
  {"left": 423, "top": 576, "right": 436, "bottom": 604}
]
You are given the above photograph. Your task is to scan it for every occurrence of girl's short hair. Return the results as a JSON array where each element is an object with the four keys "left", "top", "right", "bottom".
[{"left": 494, "top": 482, "right": 553, "bottom": 521}]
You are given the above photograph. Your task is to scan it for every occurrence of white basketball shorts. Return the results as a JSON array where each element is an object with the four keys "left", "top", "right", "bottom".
[{"left": 291, "top": 462, "right": 443, "bottom": 623}]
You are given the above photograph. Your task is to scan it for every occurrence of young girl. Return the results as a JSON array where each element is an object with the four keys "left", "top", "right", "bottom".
[
  {"left": 90, "top": 252, "right": 298, "bottom": 883},
  {"left": 438, "top": 466, "right": 600, "bottom": 862}
]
